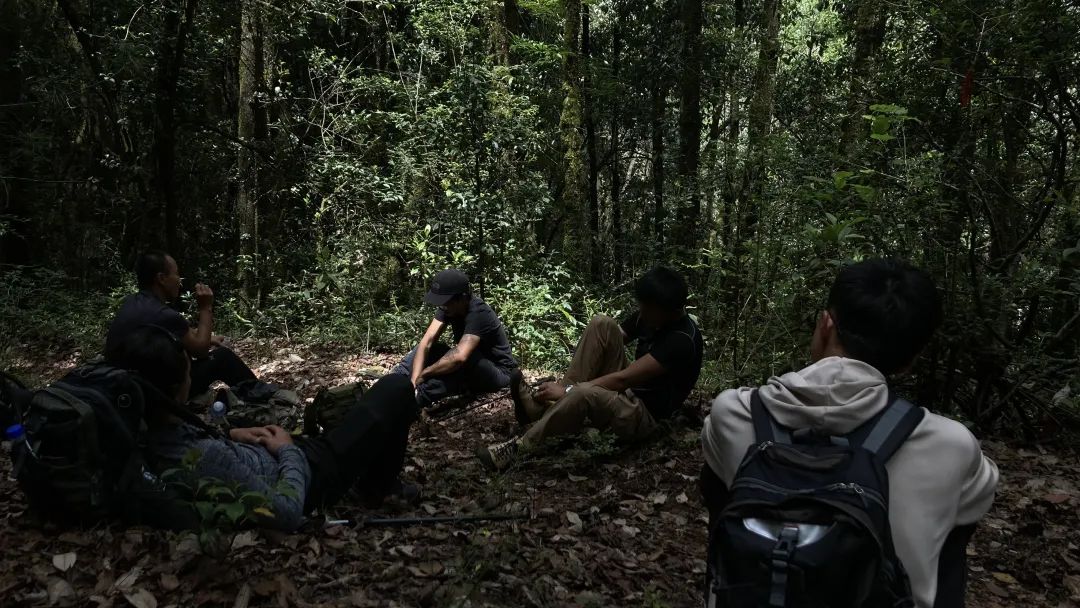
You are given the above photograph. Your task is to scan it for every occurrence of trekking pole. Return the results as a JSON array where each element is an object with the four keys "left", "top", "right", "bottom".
[
  {"left": 431, "top": 391, "right": 509, "bottom": 422},
  {"left": 325, "top": 512, "right": 528, "bottom": 528}
]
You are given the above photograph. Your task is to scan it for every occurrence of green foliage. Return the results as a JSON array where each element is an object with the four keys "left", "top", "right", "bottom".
[
  {"left": 161, "top": 449, "right": 288, "bottom": 555},
  {"left": 487, "top": 265, "right": 621, "bottom": 370},
  {"left": 0, "top": 267, "right": 124, "bottom": 368}
]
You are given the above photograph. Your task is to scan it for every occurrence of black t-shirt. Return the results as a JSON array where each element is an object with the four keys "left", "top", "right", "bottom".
[
  {"left": 619, "top": 312, "right": 703, "bottom": 419},
  {"left": 105, "top": 291, "right": 190, "bottom": 356},
  {"left": 435, "top": 296, "right": 517, "bottom": 372}
]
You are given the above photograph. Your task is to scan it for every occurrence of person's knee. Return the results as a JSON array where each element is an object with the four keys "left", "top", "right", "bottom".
[
  {"left": 587, "top": 314, "right": 618, "bottom": 331},
  {"left": 369, "top": 374, "right": 420, "bottom": 420}
]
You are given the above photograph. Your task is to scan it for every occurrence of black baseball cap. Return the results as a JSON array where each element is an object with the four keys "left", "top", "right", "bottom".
[{"left": 424, "top": 269, "right": 470, "bottom": 306}]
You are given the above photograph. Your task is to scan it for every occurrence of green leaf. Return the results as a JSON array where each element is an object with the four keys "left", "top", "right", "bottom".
[{"left": 224, "top": 502, "right": 245, "bottom": 523}]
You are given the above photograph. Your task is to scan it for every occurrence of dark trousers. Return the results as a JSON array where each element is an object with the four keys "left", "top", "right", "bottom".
[
  {"left": 189, "top": 347, "right": 257, "bottom": 395},
  {"left": 390, "top": 343, "right": 512, "bottom": 408},
  {"left": 699, "top": 464, "right": 975, "bottom": 607},
  {"left": 298, "top": 374, "right": 418, "bottom": 512}
]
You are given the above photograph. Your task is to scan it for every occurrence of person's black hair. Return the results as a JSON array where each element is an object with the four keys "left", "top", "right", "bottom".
[
  {"left": 634, "top": 266, "right": 689, "bottom": 311},
  {"left": 135, "top": 250, "right": 172, "bottom": 290},
  {"left": 827, "top": 258, "right": 942, "bottom": 375},
  {"left": 107, "top": 325, "right": 189, "bottom": 395}
]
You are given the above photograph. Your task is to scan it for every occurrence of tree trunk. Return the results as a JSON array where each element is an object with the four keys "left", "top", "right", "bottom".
[
  {"left": 559, "top": 0, "right": 588, "bottom": 272},
  {"left": 495, "top": 0, "right": 520, "bottom": 66},
  {"left": 152, "top": 0, "right": 199, "bottom": 255},
  {"left": 837, "top": 0, "right": 888, "bottom": 158},
  {"left": 583, "top": 5, "right": 600, "bottom": 281},
  {"left": 237, "top": 0, "right": 265, "bottom": 299},
  {"left": 651, "top": 81, "right": 667, "bottom": 252},
  {"left": 609, "top": 15, "right": 623, "bottom": 283},
  {"left": 727, "top": 0, "right": 779, "bottom": 370},
  {"left": 0, "top": 0, "right": 27, "bottom": 265},
  {"left": 675, "top": 0, "right": 704, "bottom": 257}
]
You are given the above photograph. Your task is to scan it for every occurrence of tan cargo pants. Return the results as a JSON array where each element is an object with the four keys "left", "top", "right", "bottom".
[{"left": 520, "top": 315, "right": 657, "bottom": 449}]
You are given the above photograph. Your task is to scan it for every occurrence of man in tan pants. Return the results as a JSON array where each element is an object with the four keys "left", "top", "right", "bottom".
[{"left": 478, "top": 267, "right": 703, "bottom": 470}]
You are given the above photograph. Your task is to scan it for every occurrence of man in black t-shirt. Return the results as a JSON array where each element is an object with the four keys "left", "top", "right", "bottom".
[
  {"left": 391, "top": 269, "right": 518, "bottom": 409},
  {"left": 478, "top": 266, "right": 703, "bottom": 471},
  {"left": 105, "top": 250, "right": 257, "bottom": 395}
]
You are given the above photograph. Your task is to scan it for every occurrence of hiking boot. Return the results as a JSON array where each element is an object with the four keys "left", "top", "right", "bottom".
[
  {"left": 477, "top": 438, "right": 519, "bottom": 471},
  {"left": 510, "top": 369, "right": 545, "bottom": 427},
  {"left": 385, "top": 479, "right": 423, "bottom": 506},
  {"left": 359, "top": 478, "right": 423, "bottom": 508}
]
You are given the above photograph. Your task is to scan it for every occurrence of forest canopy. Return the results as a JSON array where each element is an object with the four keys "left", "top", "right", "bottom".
[{"left": 1, "top": 0, "right": 1078, "bottom": 438}]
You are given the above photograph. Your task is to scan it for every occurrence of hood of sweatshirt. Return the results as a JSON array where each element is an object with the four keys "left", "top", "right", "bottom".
[{"left": 757, "top": 356, "right": 890, "bottom": 434}]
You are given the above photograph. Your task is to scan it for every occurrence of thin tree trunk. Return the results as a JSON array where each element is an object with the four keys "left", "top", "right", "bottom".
[
  {"left": 237, "top": 0, "right": 265, "bottom": 299},
  {"left": 675, "top": 0, "right": 704, "bottom": 257},
  {"left": 651, "top": 82, "right": 667, "bottom": 251},
  {"left": 609, "top": 15, "right": 623, "bottom": 283},
  {"left": 838, "top": 0, "right": 888, "bottom": 158},
  {"left": 0, "top": 0, "right": 27, "bottom": 264},
  {"left": 153, "top": 0, "right": 199, "bottom": 255},
  {"left": 559, "top": 0, "right": 588, "bottom": 272},
  {"left": 729, "top": 0, "right": 779, "bottom": 370},
  {"left": 583, "top": 5, "right": 600, "bottom": 281}
]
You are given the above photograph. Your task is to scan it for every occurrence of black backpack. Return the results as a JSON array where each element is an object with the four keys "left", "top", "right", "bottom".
[
  {"left": 11, "top": 364, "right": 198, "bottom": 529},
  {"left": 706, "top": 390, "right": 924, "bottom": 608}
]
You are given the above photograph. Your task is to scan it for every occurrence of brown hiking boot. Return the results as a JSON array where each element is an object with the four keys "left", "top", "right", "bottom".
[{"left": 510, "top": 369, "right": 545, "bottom": 427}]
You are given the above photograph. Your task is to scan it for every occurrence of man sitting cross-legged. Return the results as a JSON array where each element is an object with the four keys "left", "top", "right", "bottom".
[
  {"left": 391, "top": 269, "right": 519, "bottom": 409},
  {"left": 113, "top": 326, "right": 420, "bottom": 531},
  {"left": 105, "top": 250, "right": 258, "bottom": 396},
  {"left": 478, "top": 266, "right": 703, "bottom": 471}
]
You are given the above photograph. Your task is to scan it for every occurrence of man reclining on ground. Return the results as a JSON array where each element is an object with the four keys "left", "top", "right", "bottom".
[
  {"left": 700, "top": 258, "right": 998, "bottom": 607},
  {"left": 391, "top": 269, "right": 519, "bottom": 409},
  {"left": 478, "top": 266, "right": 703, "bottom": 470},
  {"left": 105, "top": 250, "right": 258, "bottom": 396},
  {"left": 111, "top": 326, "right": 420, "bottom": 531}
]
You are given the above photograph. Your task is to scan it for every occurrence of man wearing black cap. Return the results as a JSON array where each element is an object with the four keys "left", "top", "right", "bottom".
[{"left": 390, "top": 269, "right": 518, "bottom": 408}]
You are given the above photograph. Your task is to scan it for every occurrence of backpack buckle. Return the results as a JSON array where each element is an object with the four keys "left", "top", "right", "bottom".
[
  {"left": 773, "top": 525, "right": 800, "bottom": 556},
  {"left": 769, "top": 526, "right": 800, "bottom": 607}
]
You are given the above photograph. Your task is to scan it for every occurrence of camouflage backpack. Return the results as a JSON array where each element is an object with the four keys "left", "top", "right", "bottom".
[
  {"left": 191, "top": 380, "right": 302, "bottom": 431},
  {"left": 303, "top": 381, "right": 366, "bottom": 435}
]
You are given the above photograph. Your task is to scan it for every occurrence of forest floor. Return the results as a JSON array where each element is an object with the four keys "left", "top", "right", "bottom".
[{"left": 1, "top": 339, "right": 1078, "bottom": 607}]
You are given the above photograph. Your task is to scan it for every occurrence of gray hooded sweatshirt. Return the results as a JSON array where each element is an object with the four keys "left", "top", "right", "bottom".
[{"left": 701, "top": 356, "right": 999, "bottom": 608}]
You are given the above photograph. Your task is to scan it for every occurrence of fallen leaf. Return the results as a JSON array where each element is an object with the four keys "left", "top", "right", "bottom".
[
  {"left": 47, "top": 577, "right": 76, "bottom": 605},
  {"left": 114, "top": 566, "right": 142, "bottom": 592},
  {"left": 985, "top": 582, "right": 1010, "bottom": 598},
  {"left": 992, "top": 572, "right": 1018, "bottom": 585},
  {"left": 231, "top": 531, "right": 259, "bottom": 551},
  {"left": 1044, "top": 493, "right": 1072, "bottom": 504},
  {"left": 650, "top": 493, "right": 668, "bottom": 505},
  {"left": 568, "top": 474, "right": 587, "bottom": 482},
  {"left": 159, "top": 574, "right": 179, "bottom": 592},
  {"left": 565, "top": 511, "right": 583, "bottom": 533},
  {"left": 1065, "top": 575, "right": 1080, "bottom": 598},
  {"left": 676, "top": 492, "right": 689, "bottom": 504},
  {"left": 123, "top": 587, "right": 158, "bottom": 608},
  {"left": 52, "top": 552, "right": 77, "bottom": 572}
]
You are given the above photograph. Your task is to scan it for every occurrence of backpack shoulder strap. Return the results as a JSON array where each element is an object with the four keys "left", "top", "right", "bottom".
[
  {"left": 750, "top": 389, "right": 791, "bottom": 444},
  {"left": 860, "top": 394, "right": 925, "bottom": 462}
]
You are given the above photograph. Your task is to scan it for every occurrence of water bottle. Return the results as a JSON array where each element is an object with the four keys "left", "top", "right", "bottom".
[
  {"left": 210, "top": 389, "right": 229, "bottom": 428},
  {"left": 3, "top": 424, "right": 24, "bottom": 453}
]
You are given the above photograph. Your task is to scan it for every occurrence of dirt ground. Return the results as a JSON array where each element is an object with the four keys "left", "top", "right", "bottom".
[{"left": 0, "top": 340, "right": 1077, "bottom": 607}]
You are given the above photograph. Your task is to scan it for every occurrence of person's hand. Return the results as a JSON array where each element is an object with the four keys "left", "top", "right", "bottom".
[
  {"left": 257, "top": 425, "right": 294, "bottom": 455},
  {"left": 210, "top": 334, "right": 228, "bottom": 347},
  {"left": 194, "top": 283, "right": 214, "bottom": 310},
  {"left": 411, "top": 373, "right": 424, "bottom": 388},
  {"left": 534, "top": 382, "right": 567, "bottom": 402},
  {"left": 229, "top": 427, "right": 270, "bottom": 445}
]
